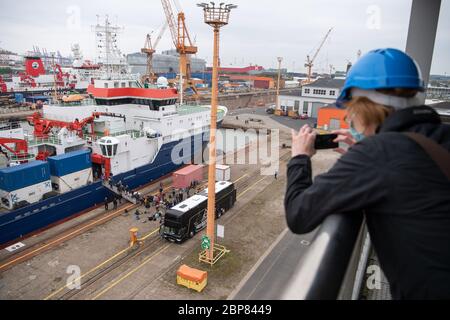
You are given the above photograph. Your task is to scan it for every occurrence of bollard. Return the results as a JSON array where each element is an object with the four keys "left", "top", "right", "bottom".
[{"left": 129, "top": 227, "right": 139, "bottom": 247}]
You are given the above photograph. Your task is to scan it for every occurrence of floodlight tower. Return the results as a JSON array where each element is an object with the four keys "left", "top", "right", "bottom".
[
  {"left": 197, "top": 1, "right": 237, "bottom": 265},
  {"left": 276, "top": 57, "right": 283, "bottom": 110}
]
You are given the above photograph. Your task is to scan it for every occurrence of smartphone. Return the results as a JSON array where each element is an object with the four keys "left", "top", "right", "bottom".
[{"left": 314, "top": 133, "right": 338, "bottom": 150}]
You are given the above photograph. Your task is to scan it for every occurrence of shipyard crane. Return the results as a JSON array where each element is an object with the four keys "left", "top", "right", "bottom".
[
  {"left": 141, "top": 22, "right": 168, "bottom": 84},
  {"left": 305, "top": 28, "right": 333, "bottom": 83},
  {"left": 27, "top": 112, "right": 126, "bottom": 138},
  {"left": 160, "top": 0, "right": 199, "bottom": 96}
]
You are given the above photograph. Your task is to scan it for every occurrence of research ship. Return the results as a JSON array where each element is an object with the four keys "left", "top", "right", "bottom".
[
  {"left": 0, "top": 77, "right": 227, "bottom": 245},
  {"left": 0, "top": 55, "right": 82, "bottom": 98}
]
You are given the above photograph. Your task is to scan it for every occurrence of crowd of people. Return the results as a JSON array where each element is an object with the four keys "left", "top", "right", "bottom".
[{"left": 103, "top": 178, "right": 204, "bottom": 224}]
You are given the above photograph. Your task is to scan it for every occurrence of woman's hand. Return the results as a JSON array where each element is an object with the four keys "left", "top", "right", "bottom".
[
  {"left": 291, "top": 124, "right": 317, "bottom": 158},
  {"left": 331, "top": 129, "right": 356, "bottom": 155}
]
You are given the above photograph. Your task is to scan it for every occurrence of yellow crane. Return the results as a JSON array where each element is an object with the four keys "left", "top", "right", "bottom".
[
  {"left": 141, "top": 23, "right": 168, "bottom": 84},
  {"left": 305, "top": 28, "right": 333, "bottom": 83},
  {"left": 161, "top": 0, "right": 199, "bottom": 96}
]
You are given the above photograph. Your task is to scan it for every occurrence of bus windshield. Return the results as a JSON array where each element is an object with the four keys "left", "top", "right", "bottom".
[{"left": 162, "top": 225, "right": 180, "bottom": 236}]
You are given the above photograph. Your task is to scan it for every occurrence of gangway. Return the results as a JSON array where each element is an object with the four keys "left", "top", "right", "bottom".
[{"left": 102, "top": 180, "right": 139, "bottom": 205}]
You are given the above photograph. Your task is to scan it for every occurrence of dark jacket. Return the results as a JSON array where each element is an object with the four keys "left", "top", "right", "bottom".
[{"left": 285, "top": 106, "right": 450, "bottom": 299}]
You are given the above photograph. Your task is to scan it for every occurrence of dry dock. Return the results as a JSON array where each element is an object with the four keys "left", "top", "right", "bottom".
[{"left": 0, "top": 108, "right": 339, "bottom": 300}]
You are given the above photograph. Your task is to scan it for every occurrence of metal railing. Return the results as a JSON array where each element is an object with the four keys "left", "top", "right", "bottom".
[
  {"left": 26, "top": 136, "right": 63, "bottom": 146},
  {"left": 279, "top": 213, "right": 366, "bottom": 300},
  {"left": 230, "top": 212, "right": 370, "bottom": 300}
]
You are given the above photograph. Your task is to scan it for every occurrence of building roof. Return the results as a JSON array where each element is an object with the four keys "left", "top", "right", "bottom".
[
  {"left": 280, "top": 89, "right": 302, "bottom": 97},
  {"left": 304, "top": 78, "right": 346, "bottom": 89}
]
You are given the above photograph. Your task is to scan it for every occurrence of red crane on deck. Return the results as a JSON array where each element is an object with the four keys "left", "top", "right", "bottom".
[
  {"left": 27, "top": 112, "right": 126, "bottom": 138},
  {"left": 0, "top": 138, "right": 30, "bottom": 163}
]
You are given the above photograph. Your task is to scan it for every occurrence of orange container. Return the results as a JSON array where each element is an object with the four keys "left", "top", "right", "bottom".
[
  {"left": 177, "top": 264, "right": 208, "bottom": 292},
  {"left": 317, "top": 107, "right": 349, "bottom": 130}
]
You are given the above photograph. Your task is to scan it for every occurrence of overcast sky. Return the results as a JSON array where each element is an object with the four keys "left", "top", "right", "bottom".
[{"left": 0, "top": 0, "right": 449, "bottom": 74}]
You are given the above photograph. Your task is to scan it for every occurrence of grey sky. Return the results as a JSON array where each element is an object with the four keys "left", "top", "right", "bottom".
[{"left": 0, "top": 0, "right": 449, "bottom": 74}]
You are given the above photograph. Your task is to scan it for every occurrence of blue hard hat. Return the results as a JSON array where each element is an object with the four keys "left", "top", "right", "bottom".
[{"left": 337, "top": 48, "right": 424, "bottom": 107}]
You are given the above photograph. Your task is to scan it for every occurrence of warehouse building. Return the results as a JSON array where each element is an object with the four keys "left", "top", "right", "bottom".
[
  {"left": 279, "top": 78, "right": 345, "bottom": 118},
  {"left": 127, "top": 49, "right": 206, "bottom": 75}
]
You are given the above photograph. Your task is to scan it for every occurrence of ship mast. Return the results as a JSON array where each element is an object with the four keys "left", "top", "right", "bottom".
[{"left": 93, "top": 15, "right": 125, "bottom": 79}]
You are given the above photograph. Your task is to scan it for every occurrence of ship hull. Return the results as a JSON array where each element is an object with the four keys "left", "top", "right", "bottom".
[{"left": 0, "top": 131, "right": 211, "bottom": 245}]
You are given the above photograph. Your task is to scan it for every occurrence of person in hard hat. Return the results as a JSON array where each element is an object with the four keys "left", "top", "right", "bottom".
[{"left": 285, "top": 48, "right": 450, "bottom": 299}]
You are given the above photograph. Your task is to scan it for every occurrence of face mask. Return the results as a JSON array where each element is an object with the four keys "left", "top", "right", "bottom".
[{"left": 349, "top": 126, "right": 365, "bottom": 142}]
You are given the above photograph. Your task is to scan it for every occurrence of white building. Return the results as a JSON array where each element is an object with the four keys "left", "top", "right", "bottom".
[{"left": 279, "top": 78, "right": 346, "bottom": 118}]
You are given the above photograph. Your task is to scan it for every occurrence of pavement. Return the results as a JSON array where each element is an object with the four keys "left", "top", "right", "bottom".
[
  {"left": 229, "top": 229, "right": 316, "bottom": 299},
  {"left": 228, "top": 106, "right": 317, "bottom": 131}
]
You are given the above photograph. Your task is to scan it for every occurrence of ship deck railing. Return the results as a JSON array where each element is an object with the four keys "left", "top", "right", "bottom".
[
  {"left": 83, "top": 130, "right": 147, "bottom": 142},
  {"left": 177, "top": 104, "right": 226, "bottom": 116},
  {"left": 49, "top": 98, "right": 96, "bottom": 107},
  {"left": 26, "top": 136, "right": 63, "bottom": 147},
  {"left": 24, "top": 130, "right": 148, "bottom": 147}
]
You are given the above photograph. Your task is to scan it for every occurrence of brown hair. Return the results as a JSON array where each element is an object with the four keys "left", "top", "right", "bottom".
[{"left": 345, "top": 97, "right": 394, "bottom": 127}]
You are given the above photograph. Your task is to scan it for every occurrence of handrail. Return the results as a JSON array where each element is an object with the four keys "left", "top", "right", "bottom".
[{"left": 280, "top": 213, "right": 364, "bottom": 300}]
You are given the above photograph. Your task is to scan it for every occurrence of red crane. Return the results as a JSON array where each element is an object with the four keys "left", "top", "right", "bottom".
[
  {"left": 0, "top": 76, "right": 7, "bottom": 93},
  {"left": 27, "top": 112, "right": 126, "bottom": 138},
  {"left": 0, "top": 138, "right": 30, "bottom": 163},
  {"left": 161, "top": 0, "right": 199, "bottom": 96}
]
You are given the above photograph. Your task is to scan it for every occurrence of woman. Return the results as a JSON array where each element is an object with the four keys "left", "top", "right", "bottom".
[{"left": 285, "top": 48, "right": 450, "bottom": 299}]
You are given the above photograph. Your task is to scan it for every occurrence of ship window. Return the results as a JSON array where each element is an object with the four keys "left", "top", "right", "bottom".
[
  {"left": 114, "top": 82, "right": 119, "bottom": 88},
  {"left": 113, "top": 144, "right": 118, "bottom": 155},
  {"left": 104, "top": 83, "right": 109, "bottom": 88},
  {"left": 100, "top": 145, "right": 107, "bottom": 155},
  {"left": 121, "top": 82, "right": 126, "bottom": 88},
  {"left": 107, "top": 145, "right": 113, "bottom": 156}
]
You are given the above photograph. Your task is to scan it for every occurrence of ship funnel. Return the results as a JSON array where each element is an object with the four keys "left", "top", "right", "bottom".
[{"left": 24, "top": 56, "right": 46, "bottom": 77}]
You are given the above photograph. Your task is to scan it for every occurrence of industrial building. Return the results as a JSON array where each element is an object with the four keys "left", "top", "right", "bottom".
[
  {"left": 127, "top": 49, "right": 206, "bottom": 75},
  {"left": 220, "top": 74, "right": 275, "bottom": 89},
  {"left": 206, "top": 65, "right": 264, "bottom": 74},
  {"left": 426, "top": 86, "right": 450, "bottom": 100},
  {"left": 279, "top": 78, "right": 345, "bottom": 118}
]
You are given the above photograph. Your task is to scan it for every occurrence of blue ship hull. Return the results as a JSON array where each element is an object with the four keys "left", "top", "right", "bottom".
[{"left": 0, "top": 130, "right": 212, "bottom": 245}]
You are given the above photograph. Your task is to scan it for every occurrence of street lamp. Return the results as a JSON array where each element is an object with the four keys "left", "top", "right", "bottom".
[
  {"left": 198, "top": 1, "right": 236, "bottom": 265},
  {"left": 276, "top": 57, "right": 283, "bottom": 111}
]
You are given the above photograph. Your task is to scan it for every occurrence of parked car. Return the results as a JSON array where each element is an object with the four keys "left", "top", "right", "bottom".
[
  {"left": 266, "top": 105, "right": 275, "bottom": 114},
  {"left": 300, "top": 113, "right": 309, "bottom": 120}
]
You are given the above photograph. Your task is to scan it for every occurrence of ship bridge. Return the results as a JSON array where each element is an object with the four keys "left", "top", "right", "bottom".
[
  {"left": 231, "top": 0, "right": 444, "bottom": 300},
  {"left": 88, "top": 79, "right": 178, "bottom": 110}
]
